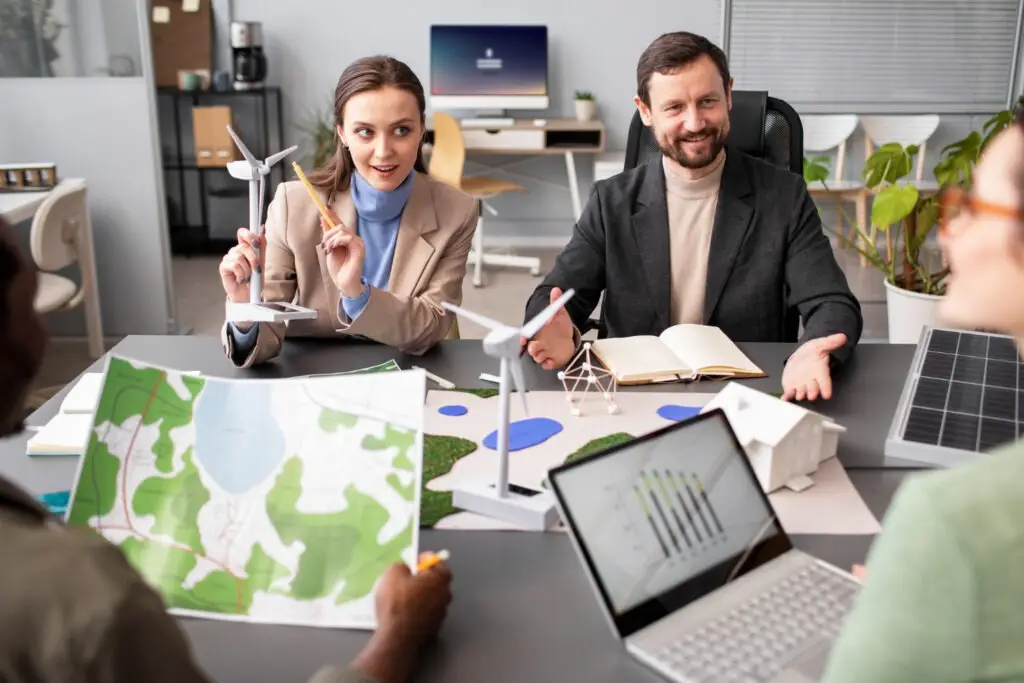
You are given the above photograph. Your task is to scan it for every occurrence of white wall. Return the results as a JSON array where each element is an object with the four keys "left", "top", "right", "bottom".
[{"left": 0, "top": 78, "right": 174, "bottom": 337}]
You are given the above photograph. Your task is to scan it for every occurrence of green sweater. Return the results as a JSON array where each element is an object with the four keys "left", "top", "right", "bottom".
[{"left": 823, "top": 440, "right": 1024, "bottom": 682}]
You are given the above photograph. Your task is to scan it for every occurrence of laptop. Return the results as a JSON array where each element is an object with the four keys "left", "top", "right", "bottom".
[{"left": 547, "top": 409, "right": 861, "bottom": 683}]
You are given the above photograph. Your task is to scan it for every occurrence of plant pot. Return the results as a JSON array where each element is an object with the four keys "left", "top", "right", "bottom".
[
  {"left": 883, "top": 278, "right": 944, "bottom": 343},
  {"left": 574, "top": 99, "right": 596, "bottom": 122}
]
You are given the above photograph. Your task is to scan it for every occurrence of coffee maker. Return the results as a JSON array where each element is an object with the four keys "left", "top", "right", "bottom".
[{"left": 231, "top": 21, "right": 266, "bottom": 90}]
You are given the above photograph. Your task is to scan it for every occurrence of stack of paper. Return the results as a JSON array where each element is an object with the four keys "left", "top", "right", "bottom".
[{"left": 27, "top": 412, "right": 94, "bottom": 456}]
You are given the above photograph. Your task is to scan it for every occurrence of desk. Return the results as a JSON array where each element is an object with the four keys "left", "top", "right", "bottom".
[
  {"left": 0, "top": 337, "right": 925, "bottom": 683},
  {"left": 0, "top": 178, "right": 85, "bottom": 225},
  {"left": 425, "top": 118, "right": 605, "bottom": 220}
]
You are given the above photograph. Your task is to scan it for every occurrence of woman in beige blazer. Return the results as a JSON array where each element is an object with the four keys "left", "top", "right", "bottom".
[{"left": 218, "top": 55, "right": 477, "bottom": 368}]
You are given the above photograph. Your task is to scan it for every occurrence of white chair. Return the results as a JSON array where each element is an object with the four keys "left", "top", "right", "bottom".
[
  {"left": 30, "top": 182, "right": 105, "bottom": 358},
  {"left": 859, "top": 115, "right": 942, "bottom": 262},
  {"left": 801, "top": 114, "right": 866, "bottom": 250}
]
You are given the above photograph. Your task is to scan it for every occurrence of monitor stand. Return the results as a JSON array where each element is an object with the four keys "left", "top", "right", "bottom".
[{"left": 459, "top": 109, "right": 515, "bottom": 128}]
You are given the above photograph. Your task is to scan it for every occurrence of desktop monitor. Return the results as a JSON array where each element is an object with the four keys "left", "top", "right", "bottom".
[{"left": 429, "top": 25, "right": 549, "bottom": 111}]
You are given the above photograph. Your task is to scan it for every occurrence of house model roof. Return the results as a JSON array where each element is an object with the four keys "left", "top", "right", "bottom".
[{"left": 702, "top": 383, "right": 842, "bottom": 447}]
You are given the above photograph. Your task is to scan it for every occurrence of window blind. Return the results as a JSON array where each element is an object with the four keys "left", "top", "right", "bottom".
[{"left": 727, "top": 0, "right": 1022, "bottom": 113}]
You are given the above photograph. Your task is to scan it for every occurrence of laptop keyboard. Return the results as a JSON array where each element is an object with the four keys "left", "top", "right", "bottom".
[{"left": 651, "top": 563, "right": 859, "bottom": 683}]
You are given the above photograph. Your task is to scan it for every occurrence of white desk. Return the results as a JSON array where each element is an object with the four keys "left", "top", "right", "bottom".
[{"left": 0, "top": 178, "right": 85, "bottom": 224}]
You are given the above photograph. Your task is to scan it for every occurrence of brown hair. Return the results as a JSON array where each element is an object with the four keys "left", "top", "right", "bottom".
[
  {"left": 306, "top": 56, "right": 428, "bottom": 202},
  {"left": 636, "top": 32, "right": 730, "bottom": 107}
]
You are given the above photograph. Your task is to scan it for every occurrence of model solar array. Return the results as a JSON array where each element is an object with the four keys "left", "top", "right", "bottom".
[{"left": 885, "top": 327, "right": 1023, "bottom": 467}]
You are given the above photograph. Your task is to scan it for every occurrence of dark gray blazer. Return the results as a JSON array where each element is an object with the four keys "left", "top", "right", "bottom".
[{"left": 524, "top": 149, "right": 863, "bottom": 366}]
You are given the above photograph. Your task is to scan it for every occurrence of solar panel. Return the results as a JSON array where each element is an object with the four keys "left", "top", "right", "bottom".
[{"left": 885, "top": 327, "right": 1023, "bottom": 467}]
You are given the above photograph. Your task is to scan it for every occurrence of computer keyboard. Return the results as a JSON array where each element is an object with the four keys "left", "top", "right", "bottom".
[{"left": 653, "top": 563, "right": 858, "bottom": 682}]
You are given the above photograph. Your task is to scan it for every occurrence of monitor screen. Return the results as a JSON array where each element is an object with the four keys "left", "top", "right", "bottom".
[
  {"left": 548, "top": 410, "right": 792, "bottom": 637},
  {"left": 430, "top": 25, "right": 547, "bottom": 98}
]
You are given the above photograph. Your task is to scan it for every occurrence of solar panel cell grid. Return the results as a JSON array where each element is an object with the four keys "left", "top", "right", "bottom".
[{"left": 900, "top": 330, "right": 1021, "bottom": 454}]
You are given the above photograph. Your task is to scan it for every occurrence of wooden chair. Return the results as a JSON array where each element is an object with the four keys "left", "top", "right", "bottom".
[
  {"left": 30, "top": 182, "right": 105, "bottom": 357},
  {"left": 25, "top": 182, "right": 105, "bottom": 410},
  {"left": 801, "top": 114, "right": 867, "bottom": 251},
  {"left": 427, "top": 112, "right": 533, "bottom": 288},
  {"left": 859, "top": 115, "right": 942, "bottom": 264}
]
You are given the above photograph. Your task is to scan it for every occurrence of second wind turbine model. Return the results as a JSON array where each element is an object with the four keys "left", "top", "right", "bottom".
[
  {"left": 441, "top": 289, "right": 575, "bottom": 531},
  {"left": 224, "top": 125, "right": 319, "bottom": 324}
]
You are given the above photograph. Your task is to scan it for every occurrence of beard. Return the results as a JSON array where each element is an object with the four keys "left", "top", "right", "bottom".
[{"left": 660, "top": 124, "right": 728, "bottom": 170}]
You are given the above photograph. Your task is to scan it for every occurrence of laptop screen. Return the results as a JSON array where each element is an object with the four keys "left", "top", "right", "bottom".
[{"left": 548, "top": 409, "right": 792, "bottom": 638}]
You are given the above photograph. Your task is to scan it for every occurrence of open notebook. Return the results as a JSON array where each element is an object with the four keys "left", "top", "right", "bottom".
[{"left": 589, "top": 324, "right": 766, "bottom": 385}]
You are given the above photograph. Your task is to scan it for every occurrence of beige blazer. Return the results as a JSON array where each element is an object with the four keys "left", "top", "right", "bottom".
[{"left": 220, "top": 171, "right": 478, "bottom": 367}]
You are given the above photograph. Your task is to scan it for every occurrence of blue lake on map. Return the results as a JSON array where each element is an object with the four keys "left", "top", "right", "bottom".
[{"left": 194, "top": 382, "right": 287, "bottom": 494}]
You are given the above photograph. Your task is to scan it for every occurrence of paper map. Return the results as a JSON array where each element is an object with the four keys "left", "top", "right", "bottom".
[{"left": 65, "top": 356, "right": 424, "bottom": 630}]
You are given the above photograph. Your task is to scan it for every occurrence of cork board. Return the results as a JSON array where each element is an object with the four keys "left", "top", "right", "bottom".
[{"left": 149, "top": 0, "right": 213, "bottom": 88}]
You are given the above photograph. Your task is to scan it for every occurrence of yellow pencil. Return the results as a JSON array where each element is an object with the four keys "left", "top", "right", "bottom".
[
  {"left": 291, "top": 161, "right": 336, "bottom": 230},
  {"left": 417, "top": 549, "right": 450, "bottom": 572}
]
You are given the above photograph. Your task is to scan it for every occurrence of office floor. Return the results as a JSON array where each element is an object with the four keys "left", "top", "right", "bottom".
[{"left": 31, "top": 238, "right": 888, "bottom": 397}]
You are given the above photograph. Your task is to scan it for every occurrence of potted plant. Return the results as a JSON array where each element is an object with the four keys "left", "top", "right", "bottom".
[
  {"left": 574, "top": 91, "right": 596, "bottom": 122},
  {"left": 294, "top": 102, "right": 337, "bottom": 170},
  {"left": 845, "top": 108, "right": 1014, "bottom": 343}
]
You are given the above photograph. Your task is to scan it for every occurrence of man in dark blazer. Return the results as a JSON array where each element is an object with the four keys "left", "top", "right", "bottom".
[{"left": 523, "top": 31, "right": 862, "bottom": 401}]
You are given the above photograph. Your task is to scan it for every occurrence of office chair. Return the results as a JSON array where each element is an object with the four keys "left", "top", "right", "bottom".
[{"left": 586, "top": 91, "right": 804, "bottom": 340}]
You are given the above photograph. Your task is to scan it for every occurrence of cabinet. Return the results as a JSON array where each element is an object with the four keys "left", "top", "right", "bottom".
[{"left": 157, "top": 86, "right": 286, "bottom": 255}]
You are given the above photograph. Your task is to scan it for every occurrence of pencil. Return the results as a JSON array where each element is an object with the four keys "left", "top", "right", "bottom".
[
  {"left": 291, "top": 161, "right": 336, "bottom": 230},
  {"left": 417, "top": 549, "right": 450, "bottom": 571}
]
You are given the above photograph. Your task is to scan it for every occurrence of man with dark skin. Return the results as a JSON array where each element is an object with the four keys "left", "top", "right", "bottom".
[{"left": 0, "top": 216, "right": 451, "bottom": 683}]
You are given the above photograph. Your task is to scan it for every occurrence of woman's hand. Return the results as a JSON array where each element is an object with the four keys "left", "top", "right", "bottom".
[
  {"left": 320, "top": 214, "right": 366, "bottom": 298},
  {"left": 219, "top": 227, "right": 264, "bottom": 303}
]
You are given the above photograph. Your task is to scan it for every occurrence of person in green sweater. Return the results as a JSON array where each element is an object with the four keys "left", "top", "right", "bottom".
[{"left": 822, "top": 108, "right": 1024, "bottom": 681}]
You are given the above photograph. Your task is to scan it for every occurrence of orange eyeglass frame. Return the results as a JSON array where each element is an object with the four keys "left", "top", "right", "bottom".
[{"left": 938, "top": 184, "right": 1024, "bottom": 236}]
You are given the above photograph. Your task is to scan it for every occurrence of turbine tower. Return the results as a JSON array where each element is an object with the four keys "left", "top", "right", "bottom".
[
  {"left": 224, "top": 125, "right": 318, "bottom": 323},
  {"left": 441, "top": 289, "right": 574, "bottom": 530}
]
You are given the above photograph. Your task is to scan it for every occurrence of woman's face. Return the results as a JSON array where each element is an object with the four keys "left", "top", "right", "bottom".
[
  {"left": 939, "top": 125, "right": 1024, "bottom": 338},
  {"left": 338, "top": 85, "right": 423, "bottom": 191}
]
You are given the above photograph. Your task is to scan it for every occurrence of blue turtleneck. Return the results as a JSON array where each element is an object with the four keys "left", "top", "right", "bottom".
[
  {"left": 227, "top": 170, "right": 413, "bottom": 360},
  {"left": 340, "top": 168, "right": 414, "bottom": 319}
]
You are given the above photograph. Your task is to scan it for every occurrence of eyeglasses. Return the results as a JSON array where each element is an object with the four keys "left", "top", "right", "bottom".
[{"left": 938, "top": 185, "right": 1024, "bottom": 237}]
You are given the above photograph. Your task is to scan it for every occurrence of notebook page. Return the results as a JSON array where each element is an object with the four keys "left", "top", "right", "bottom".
[
  {"left": 658, "top": 325, "right": 762, "bottom": 375},
  {"left": 590, "top": 336, "right": 692, "bottom": 381},
  {"left": 60, "top": 373, "right": 104, "bottom": 414},
  {"left": 26, "top": 412, "right": 94, "bottom": 456}
]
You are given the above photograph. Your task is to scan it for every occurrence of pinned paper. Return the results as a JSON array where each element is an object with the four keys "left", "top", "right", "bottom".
[
  {"left": 183, "top": 0, "right": 200, "bottom": 11},
  {"left": 152, "top": 5, "right": 170, "bottom": 22}
]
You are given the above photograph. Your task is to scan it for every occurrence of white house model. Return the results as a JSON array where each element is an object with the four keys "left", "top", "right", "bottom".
[{"left": 701, "top": 383, "right": 846, "bottom": 493}]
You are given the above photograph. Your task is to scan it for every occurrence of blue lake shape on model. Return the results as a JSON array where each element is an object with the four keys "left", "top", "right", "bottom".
[
  {"left": 657, "top": 404, "right": 702, "bottom": 422},
  {"left": 483, "top": 417, "right": 564, "bottom": 451},
  {"left": 194, "top": 382, "right": 286, "bottom": 494},
  {"left": 438, "top": 404, "right": 468, "bottom": 417}
]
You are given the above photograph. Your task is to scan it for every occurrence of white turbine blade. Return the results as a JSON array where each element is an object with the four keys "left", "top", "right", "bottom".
[
  {"left": 441, "top": 301, "right": 504, "bottom": 331},
  {"left": 510, "top": 357, "right": 529, "bottom": 416},
  {"left": 264, "top": 145, "right": 298, "bottom": 168},
  {"left": 521, "top": 288, "right": 575, "bottom": 339},
  {"left": 226, "top": 125, "right": 259, "bottom": 167}
]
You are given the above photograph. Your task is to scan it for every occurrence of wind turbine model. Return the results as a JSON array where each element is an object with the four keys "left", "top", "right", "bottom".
[
  {"left": 224, "top": 125, "right": 318, "bottom": 324},
  {"left": 441, "top": 289, "right": 575, "bottom": 531}
]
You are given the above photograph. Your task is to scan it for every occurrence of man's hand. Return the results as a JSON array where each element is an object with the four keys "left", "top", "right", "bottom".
[
  {"left": 781, "top": 333, "right": 847, "bottom": 402},
  {"left": 851, "top": 564, "right": 867, "bottom": 581},
  {"left": 350, "top": 556, "right": 453, "bottom": 683},
  {"left": 523, "top": 287, "right": 576, "bottom": 370}
]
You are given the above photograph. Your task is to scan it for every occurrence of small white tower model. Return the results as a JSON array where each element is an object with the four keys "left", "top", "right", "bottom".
[
  {"left": 441, "top": 289, "right": 575, "bottom": 531},
  {"left": 224, "top": 125, "right": 319, "bottom": 324},
  {"left": 558, "top": 342, "right": 619, "bottom": 416}
]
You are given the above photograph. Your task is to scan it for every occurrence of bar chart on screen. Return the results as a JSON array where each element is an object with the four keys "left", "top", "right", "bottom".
[{"left": 631, "top": 469, "right": 728, "bottom": 561}]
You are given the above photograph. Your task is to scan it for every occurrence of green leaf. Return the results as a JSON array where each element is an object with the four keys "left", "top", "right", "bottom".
[
  {"left": 871, "top": 184, "right": 919, "bottom": 227},
  {"left": 802, "top": 155, "right": 830, "bottom": 184},
  {"left": 863, "top": 143, "right": 915, "bottom": 187}
]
